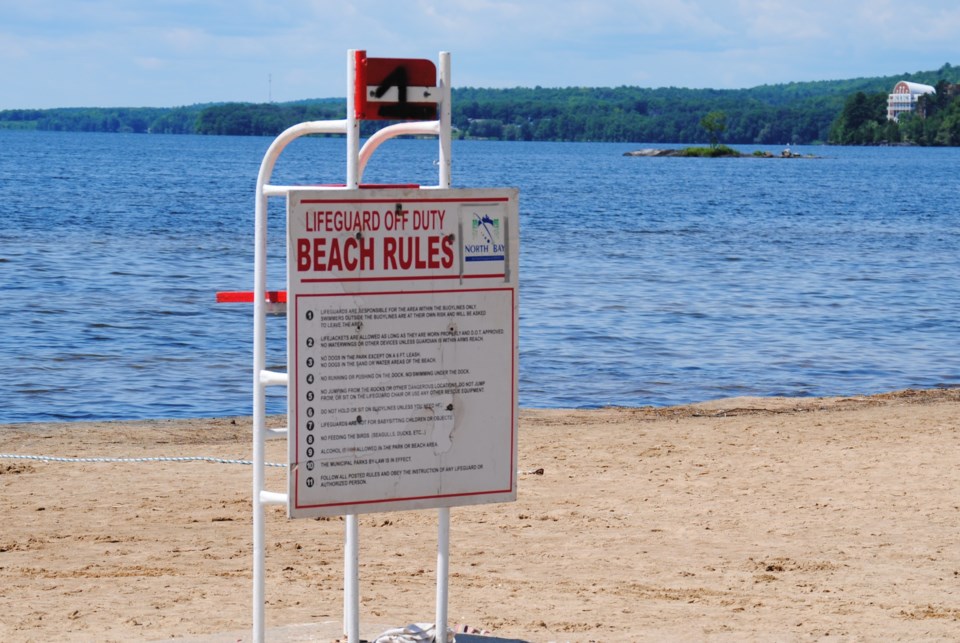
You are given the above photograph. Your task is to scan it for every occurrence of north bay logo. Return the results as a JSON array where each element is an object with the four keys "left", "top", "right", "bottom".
[{"left": 465, "top": 212, "right": 505, "bottom": 262}]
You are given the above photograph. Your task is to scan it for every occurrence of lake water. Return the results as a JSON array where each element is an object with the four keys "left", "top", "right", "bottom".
[{"left": 1, "top": 130, "right": 959, "bottom": 423}]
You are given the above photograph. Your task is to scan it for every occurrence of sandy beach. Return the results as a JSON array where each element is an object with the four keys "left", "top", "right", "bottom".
[{"left": 2, "top": 388, "right": 959, "bottom": 641}]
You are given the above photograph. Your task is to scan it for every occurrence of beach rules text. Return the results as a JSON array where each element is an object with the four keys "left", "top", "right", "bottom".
[{"left": 285, "top": 187, "right": 519, "bottom": 518}]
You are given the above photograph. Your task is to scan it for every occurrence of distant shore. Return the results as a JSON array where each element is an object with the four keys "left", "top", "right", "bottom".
[{"left": 3, "top": 388, "right": 959, "bottom": 641}]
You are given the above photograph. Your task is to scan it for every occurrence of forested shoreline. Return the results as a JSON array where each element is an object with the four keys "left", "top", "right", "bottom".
[{"left": 2, "top": 63, "right": 958, "bottom": 145}]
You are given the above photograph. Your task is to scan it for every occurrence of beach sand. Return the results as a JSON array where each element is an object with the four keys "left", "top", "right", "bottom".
[{"left": 2, "top": 388, "right": 959, "bottom": 642}]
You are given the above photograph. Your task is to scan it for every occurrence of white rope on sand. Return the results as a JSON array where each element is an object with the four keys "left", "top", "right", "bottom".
[{"left": 0, "top": 454, "right": 285, "bottom": 467}]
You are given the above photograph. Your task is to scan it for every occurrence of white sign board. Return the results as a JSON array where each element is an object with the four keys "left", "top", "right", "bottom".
[{"left": 286, "top": 187, "right": 519, "bottom": 518}]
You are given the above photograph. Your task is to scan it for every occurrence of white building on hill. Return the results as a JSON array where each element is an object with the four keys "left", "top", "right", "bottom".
[{"left": 887, "top": 80, "right": 936, "bottom": 121}]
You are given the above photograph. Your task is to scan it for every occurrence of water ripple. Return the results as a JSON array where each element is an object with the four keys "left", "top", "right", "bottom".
[{"left": 2, "top": 133, "right": 960, "bottom": 421}]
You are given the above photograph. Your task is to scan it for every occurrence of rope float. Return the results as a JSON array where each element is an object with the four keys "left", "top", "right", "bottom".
[{"left": 0, "top": 454, "right": 285, "bottom": 467}]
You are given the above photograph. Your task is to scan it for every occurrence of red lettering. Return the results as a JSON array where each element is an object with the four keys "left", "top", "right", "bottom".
[
  {"left": 398, "top": 237, "right": 414, "bottom": 270},
  {"left": 328, "top": 237, "right": 344, "bottom": 271},
  {"left": 300, "top": 236, "right": 377, "bottom": 272},
  {"left": 380, "top": 235, "right": 454, "bottom": 272},
  {"left": 441, "top": 234, "right": 454, "bottom": 268},
  {"left": 383, "top": 237, "right": 397, "bottom": 270},
  {"left": 360, "top": 237, "right": 375, "bottom": 270},
  {"left": 344, "top": 238, "right": 357, "bottom": 271},
  {"left": 297, "top": 239, "right": 311, "bottom": 271},
  {"left": 427, "top": 236, "right": 440, "bottom": 269},
  {"left": 414, "top": 237, "right": 427, "bottom": 270},
  {"left": 312, "top": 238, "right": 326, "bottom": 271}
]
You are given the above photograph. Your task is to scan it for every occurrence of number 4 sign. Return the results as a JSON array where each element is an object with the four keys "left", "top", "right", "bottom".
[{"left": 353, "top": 50, "right": 439, "bottom": 121}]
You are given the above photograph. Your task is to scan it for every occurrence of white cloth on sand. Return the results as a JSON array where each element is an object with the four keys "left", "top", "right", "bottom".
[{"left": 373, "top": 622, "right": 454, "bottom": 643}]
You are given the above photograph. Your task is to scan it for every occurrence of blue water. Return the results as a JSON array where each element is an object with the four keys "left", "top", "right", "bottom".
[{"left": 2, "top": 130, "right": 959, "bottom": 423}]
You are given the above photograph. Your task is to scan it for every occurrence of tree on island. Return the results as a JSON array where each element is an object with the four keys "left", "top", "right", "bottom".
[{"left": 699, "top": 110, "right": 727, "bottom": 148}]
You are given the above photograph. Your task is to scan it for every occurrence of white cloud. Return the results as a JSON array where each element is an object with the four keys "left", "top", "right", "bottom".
[
  {"left": 736, "top": 0, "right": 829, "bottom": 42},
  {"left": 134, "top": 56, "right": 166, "bottom": 71},
  {"left": 868, "top": 2, "right": 960, "bottom": 44},
  {"left": 0, "top": 32, "right": 30, "bottom": 60},
  {"left": 160, "top": 27, "right": 209, "bottom": 53},
  {"left": 0, "top": 0, "right": 956, "bottom": 107}
]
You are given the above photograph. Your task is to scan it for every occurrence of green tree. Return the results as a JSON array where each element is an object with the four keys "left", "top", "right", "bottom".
[
  {"left": 829, "top": 91, "right": 888, "bottom": 144},
  {"left": 935, "top": 101, "right": 960, "bottom": 145},
  {"left": 881, "top": 118, "right": 901, "bottom": 144},
  {"left": 699, "top": 110, "right": 727, "bottom": 147}
]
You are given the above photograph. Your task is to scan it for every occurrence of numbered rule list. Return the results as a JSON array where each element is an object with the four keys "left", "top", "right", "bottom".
[{"left": 286, "top": 188, "right": 519, "bottom": 517}]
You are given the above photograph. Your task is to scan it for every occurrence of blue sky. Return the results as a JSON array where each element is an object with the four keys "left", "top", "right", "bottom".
[{"left": 2, "top": 0, "right": 958, "bottom": 109}]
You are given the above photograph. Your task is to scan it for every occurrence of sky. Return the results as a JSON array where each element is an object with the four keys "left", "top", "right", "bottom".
[{"left": 2, "top": 0, "right": 958, "bottom": 109}]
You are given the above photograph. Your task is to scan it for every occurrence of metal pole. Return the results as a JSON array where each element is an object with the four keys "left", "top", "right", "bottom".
[
  {"left": 347, "top": 49, "right": 361, "bottom": 189},
  {"left": 438, "top": 51, "right": 452, "bottom": 189},
  {"left": 249, "top": 118, "right": 349, "bottom": 643},
  {"left": 344, "top": 48, "right": 362, "bottom": 643},
  {"left": 435, "top": 51, "right": 452, "bottom": 643},
  {"left": 252, "top": 178, "right": 268, "bottom": 643},
  {"left": 436, "top": 507, "right": 450, "bottom": 642},
  {"left": 346, "top": 515, "right": 360, "bottom": 643}
]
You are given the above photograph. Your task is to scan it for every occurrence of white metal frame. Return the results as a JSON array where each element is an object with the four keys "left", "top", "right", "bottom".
[{"left": 251, "top": 50, "right": 452, "bottom": 643}]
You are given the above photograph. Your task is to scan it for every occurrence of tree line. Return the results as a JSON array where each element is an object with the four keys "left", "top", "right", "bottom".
[{"left": 2, "top": 63, "right": 958, "bottom": 145}]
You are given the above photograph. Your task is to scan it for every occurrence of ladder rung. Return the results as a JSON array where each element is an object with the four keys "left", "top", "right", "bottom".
[
  {"left": 259, "top": 491, "right": 288, "bottom": 505},
  {"left": 260, "top": 370, "right": 288, "bottom": 387}
]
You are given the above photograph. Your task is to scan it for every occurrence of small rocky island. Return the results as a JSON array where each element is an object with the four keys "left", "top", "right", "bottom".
[{"left": 624, "top": 145, "right": 816, "bottom": 158}]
